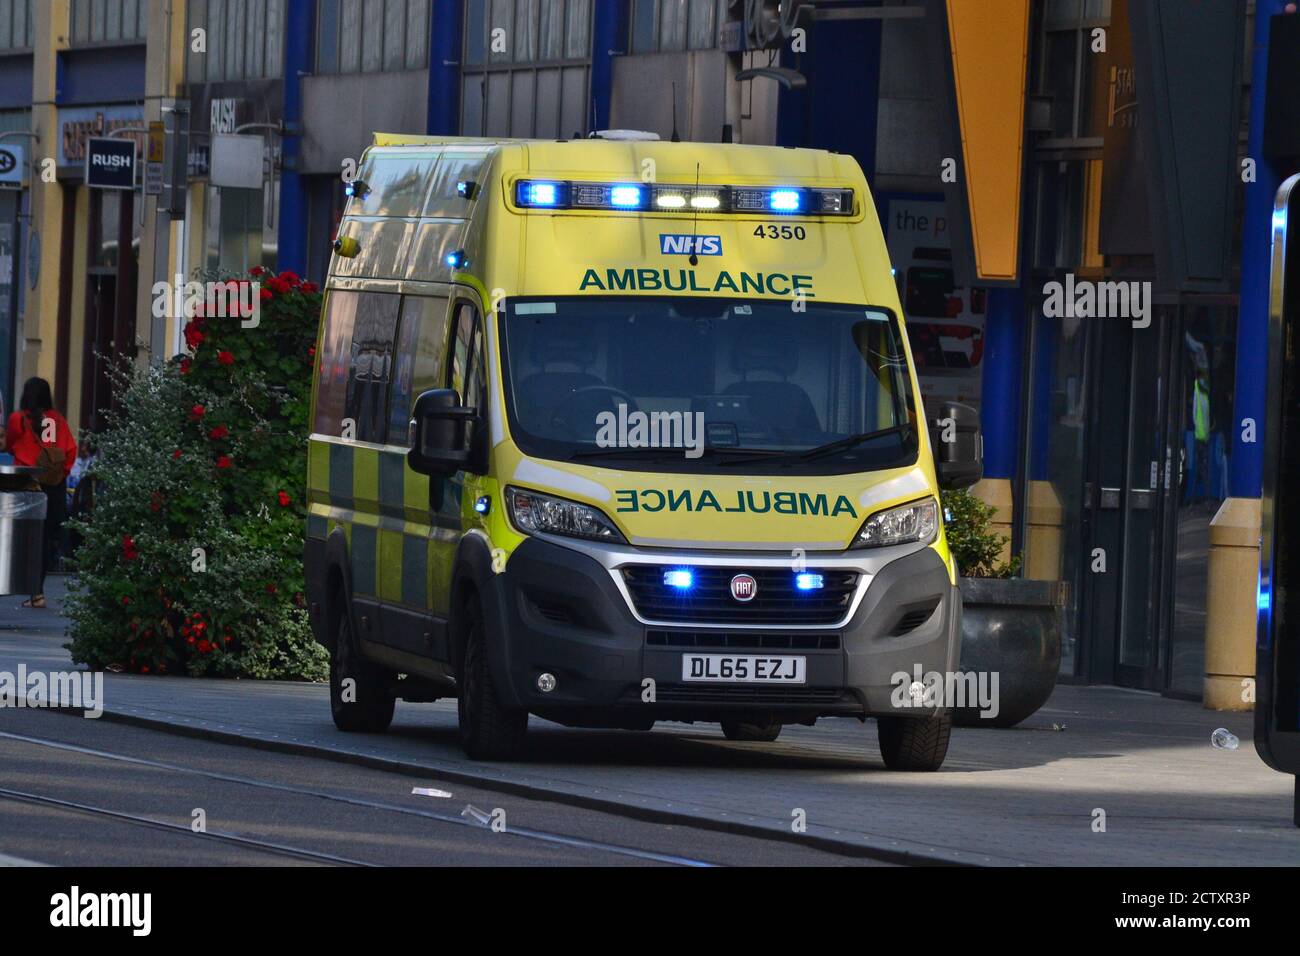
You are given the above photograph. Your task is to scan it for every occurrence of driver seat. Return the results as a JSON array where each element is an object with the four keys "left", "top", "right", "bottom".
[
  {"left": 514, "top": 326, "right": 605, "bottom": 430},
  {"left": 721, "top": 328, "right": 820, "bottom": 438}
]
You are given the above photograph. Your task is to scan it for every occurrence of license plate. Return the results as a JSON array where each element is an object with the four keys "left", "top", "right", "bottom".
[{"left": 680, "top": 654, "right": 806, "bottom": 684}]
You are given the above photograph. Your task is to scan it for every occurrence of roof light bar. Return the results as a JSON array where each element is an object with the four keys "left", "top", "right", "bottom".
[{"left": 513, "top": 179, "right": 854, "bottom": 216}]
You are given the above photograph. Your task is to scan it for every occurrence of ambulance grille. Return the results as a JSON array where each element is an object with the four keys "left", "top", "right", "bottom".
[
  {"left": 646, "top": 630, "right": 841, "bottom": 650},
  {"left": 621, "top": 567, "right": 858, "bottom": 625},
  {"left": 650, "top": 684, "right": 847, "bottom": 705}
]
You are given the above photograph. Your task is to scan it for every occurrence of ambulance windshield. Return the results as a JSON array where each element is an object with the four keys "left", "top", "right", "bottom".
[{"left": 499, "top": 297, "right": 920, "bottom": 475}]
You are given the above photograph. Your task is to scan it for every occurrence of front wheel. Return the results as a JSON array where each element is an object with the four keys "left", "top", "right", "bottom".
[
  {"left": 457, "top": 597, "right": 528, "bottom": 760},
  {"left": 720, "top": 719, "right": 782, "bottom": 742},
  {"left": 329, "top": 603, "right": 395, "bottom": 733},
  {"left": 877, "top": 712, "right": 951, "bottom": 771}
]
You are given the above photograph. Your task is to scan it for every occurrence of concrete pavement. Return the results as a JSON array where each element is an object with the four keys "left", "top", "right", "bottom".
[{"left": 0, "top": 576, "right": 1294, "bottom": 866}]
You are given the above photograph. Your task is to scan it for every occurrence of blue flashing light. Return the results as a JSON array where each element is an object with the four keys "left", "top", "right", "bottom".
[
  {"left": 521, "top": 181, "right": 561, "bottom": 207},
  {"left": 609, "top": 184, "right": 644, "bottom": 208},
  {"left": 663, "top": 569, "right": 695, "bottom": 590},
  {"left": 1259, "top": 584, "right": 1271, "bottom": 612},
  {"left": 795, "top": 573, "right": 824, "bottom": 591},
  {"left": 445, "top": 249, "right": 470, "bottom": 269},
  {"left": 474, "top": 495, "right": 491, "bottom": 515},
  {"left": 769, "top": 189, "right": 802, "bottom": 212}
]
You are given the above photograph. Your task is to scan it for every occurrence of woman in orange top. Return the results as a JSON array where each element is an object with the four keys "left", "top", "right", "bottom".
[{"left": 4, "top": 378, "right": 77, "bottom": 608}]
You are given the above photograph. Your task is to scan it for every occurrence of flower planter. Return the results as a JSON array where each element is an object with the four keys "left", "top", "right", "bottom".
[{"left": 953, "top": 577, "right": 1063, "bottom": 728}]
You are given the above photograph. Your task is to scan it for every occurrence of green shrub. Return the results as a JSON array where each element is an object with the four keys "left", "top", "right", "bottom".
[
  {"left": 940, "top": 488, "right": 1020, "bottom": 579},
  {"left": 65, "top": 270, "right": 327, "bottom": 680}
]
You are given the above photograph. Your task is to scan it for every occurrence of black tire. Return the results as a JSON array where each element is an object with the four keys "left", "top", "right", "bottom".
[
  {"left": 329, "top": 602, "right": 395, "bottom": 733},
  {"left": 720, "top": 719, "right": 782, "bottom": 742},
  {"left": 877, "top": 712, "right": 952, "bottom": 771},
  {"left": 457, "top": 597, "right": 528, "bottom": 760}
]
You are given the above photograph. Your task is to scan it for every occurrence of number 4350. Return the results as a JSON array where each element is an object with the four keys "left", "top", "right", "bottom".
[{"left": 754, "top": 224, "right": 807, "bottom": 240}]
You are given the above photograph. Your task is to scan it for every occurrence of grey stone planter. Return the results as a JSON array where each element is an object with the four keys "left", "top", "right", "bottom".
[{"left": 953, "top": 577, "right": 1064, "bottom": 728}]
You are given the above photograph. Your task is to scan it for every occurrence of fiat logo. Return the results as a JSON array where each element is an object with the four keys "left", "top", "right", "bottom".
[{"left": 729, "top": 573, "right": 758, "bottom": 602}]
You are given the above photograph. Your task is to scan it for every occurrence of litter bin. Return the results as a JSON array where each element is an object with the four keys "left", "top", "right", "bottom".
[{"left": 0, "top": 466, "right": 46, "bottom": 596}]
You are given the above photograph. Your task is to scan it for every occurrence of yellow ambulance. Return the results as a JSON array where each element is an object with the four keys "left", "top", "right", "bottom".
[{"left": 304, "top": 133, "right": 982, "bottom": 770}]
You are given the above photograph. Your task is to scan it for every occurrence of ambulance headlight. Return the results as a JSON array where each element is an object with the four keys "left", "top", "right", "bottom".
[
  {"left": 506, "top": 487, "right": 626, "bottom": 543},
  {"left": 851, "top": 498, "right": 938, "bottom": 549}
]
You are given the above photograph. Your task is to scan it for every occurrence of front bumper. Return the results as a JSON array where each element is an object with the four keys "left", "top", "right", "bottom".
[{"left": 483, "top": 534, "right": 961, "bottom": 724}]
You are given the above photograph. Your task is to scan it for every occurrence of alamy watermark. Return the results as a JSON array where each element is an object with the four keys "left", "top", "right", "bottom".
[
  {"left": 151, "top": 275, "right": 261, "bottom": 329},
  {"left": 1043, "top": 273, "right": 1151, "bottom": 328},
  {"left": 890, "top": 665, "right": 1000, "bottom": 719},
  {"left": 0, "top": 665, "right": 104, "bottom": 718},
  {"left": 595, "top": 403, "right": 706, "bottom": 459}
]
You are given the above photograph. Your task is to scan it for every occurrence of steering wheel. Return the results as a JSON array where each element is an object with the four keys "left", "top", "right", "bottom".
[{"left": 550, "top": 386, "right": 640, "bottom": 440}]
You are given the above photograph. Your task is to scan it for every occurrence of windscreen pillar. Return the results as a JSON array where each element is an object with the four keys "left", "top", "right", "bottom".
[
  {"left": 1204, "top": 2, "right": 1289, "bottom": 709},
  {"left": 971, "top": 287, "right": 1024, "bottom": 567}
]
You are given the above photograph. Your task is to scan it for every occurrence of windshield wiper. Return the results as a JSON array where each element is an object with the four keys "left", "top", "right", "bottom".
[
  {"left": 796, "top": 424, "right": 911, "bottom": 463},
  {"left": 568, "top": 446, "right": 790, "bottom": 465},
  {"left": 568, "top": 446, "right": 690, "bottom": 462}
]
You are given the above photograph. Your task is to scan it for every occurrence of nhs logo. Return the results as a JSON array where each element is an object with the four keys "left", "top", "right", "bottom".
[{"left": 660, "top": 234, "right": 722, "bottom": 256}]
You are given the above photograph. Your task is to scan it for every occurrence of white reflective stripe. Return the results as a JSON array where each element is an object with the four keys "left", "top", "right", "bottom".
[
  {"left": 857, "top": 466, "right": 931, "bottom": 513},
  {"left": 511, "top": 459, "right": 614, "bottom": 502}
]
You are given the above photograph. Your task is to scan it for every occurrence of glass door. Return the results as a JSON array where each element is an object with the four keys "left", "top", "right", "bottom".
[{"left": 1079, "top": 311, "right": 1176, "bottom": 688}]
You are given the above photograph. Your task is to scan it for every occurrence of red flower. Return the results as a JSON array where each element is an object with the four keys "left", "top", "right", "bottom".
[
  {"left": 216, "top": 455, "right": 232, "bottom": 470},
  {"left": 260, "top": 288, "right": 273, "bottom": 302},
  {"left": 302, "top": 281, "right": 319, "bottom": 294},
  {"left": 183, "top": 323, "right": 204, "bottom": 349},
  {"left": 308, "top": 346, "right": 317, "bottom": 358},
  {"left": 120, "top": 596, "right": 131, "bottom": 606},
  {"left": 122, "top": 535, "right": 138, "bottom": 561},
  {"left": 217, "top": 350, "right": 235, "bottom": 366},
  {"left": 267, "top": 277, "right": 291, "bottom": 295},
  {"left": 186, "top": 635, "right": 196, "bottom": 645},
  {"left": 277, "top": 491, "right": 291, "bottom": 507},
  {"left": 172, "top": 449, "right": 182, "bottom": 460},
  {"left": 249, "top": 266, "right": 266, "bottom": 278},
  {"left": 189, "top": 404, "right": 206, "bottom": 420},
  {"left": 266, "top": 583, "right": 278, "bottom": 594},
  {"left": 196, "top": 639, "right": 212, "bottom": 654},
  {"left": 179, "top": 358, "right": 192, "bottom": 375},
  {"left": 209, "top": 425, "right": 229, "bottom": 441}
]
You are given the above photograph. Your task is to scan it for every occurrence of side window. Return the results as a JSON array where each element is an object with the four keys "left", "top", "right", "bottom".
[
  {"left": 388, "top": 295, "right": 451, "bottom": 446},
  {"left": 344, "top": 292, "right": 401, "bottom": 443},
  {"left": 314, "top": 290, "right": 358, "bottom": 436},
  {"left": 448, "top": 300, "right": 486, "bottom": 411}
]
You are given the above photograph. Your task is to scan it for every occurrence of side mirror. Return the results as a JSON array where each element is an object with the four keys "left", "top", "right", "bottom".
[
  {"left": 927, "top": 400, "right": 983, "bottom": 490},
  {"left": 407, "top": 388, "right": 482, "bottom": 477}
]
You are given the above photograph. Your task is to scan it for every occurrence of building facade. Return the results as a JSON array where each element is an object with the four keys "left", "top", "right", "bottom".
[{"left": 0, "top": 0, "right": 1286, "bottom": 708}]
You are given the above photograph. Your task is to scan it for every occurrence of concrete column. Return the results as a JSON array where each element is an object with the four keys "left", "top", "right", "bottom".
[
  {"left": 969, "top": 478, "right": 1013, "bottom": 566},
  {"left": 277, "top": 0, "right": 315, "bottom": 277},
  {"left": 1201, "top": 1, "right": 1288, "bottom": 709},
  {"left": 428, "top": 0, "right": 465, "bottom": 134},
  {"left": 136, "top": 0, "right": 188, "bottom": 364},
  {"left": 1204, "top": 497, "right": 1260, "bottom": 711},
  {"left": 23, "top": 1, "right": 70, "bottom": 388},
  {"left": 1024, "top": 480, "right": 1063, "bottom": 581},
  {"left": 589, "top": 0, "right": 629, "bottom": 133}
]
